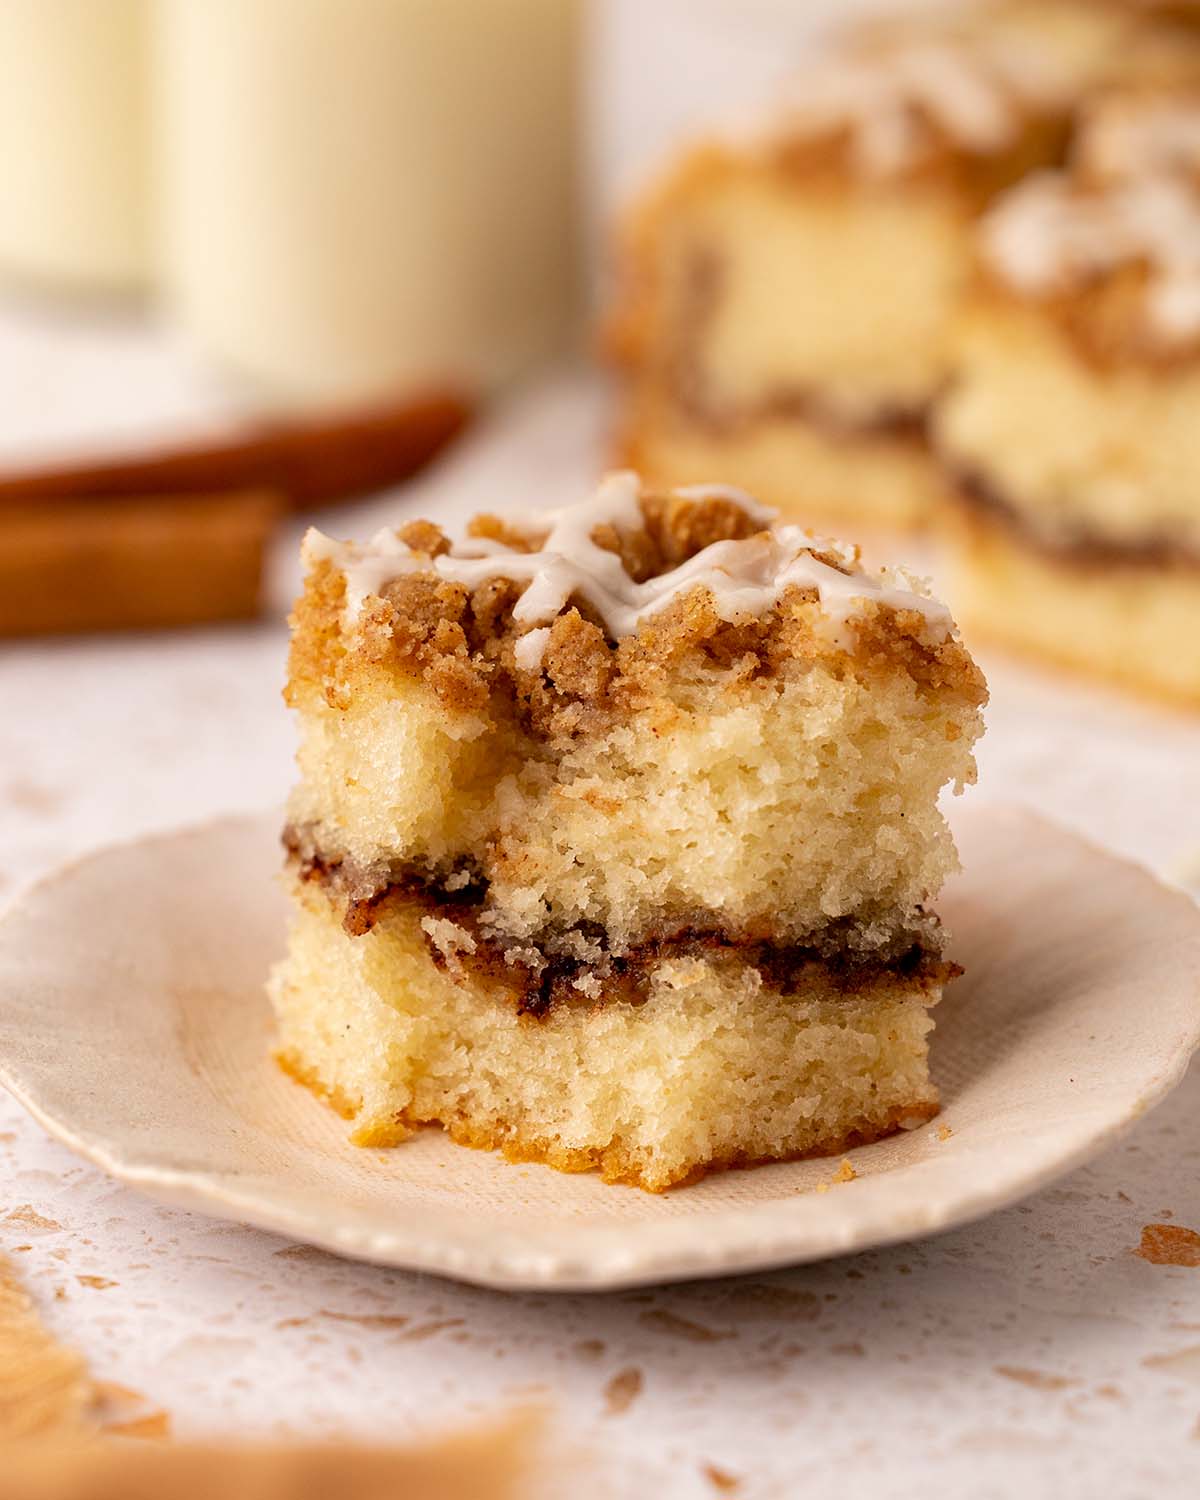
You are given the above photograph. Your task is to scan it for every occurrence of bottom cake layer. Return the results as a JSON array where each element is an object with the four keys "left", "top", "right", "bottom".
[
  {"left": 269, "top": 880, "right": 945, "bottom": 1192},
  {"left": 947, "top": 504, "right": 1200, "bottom": 708},
  {"left": 620, "top": 387, "right": 945, "bottom": 532}
]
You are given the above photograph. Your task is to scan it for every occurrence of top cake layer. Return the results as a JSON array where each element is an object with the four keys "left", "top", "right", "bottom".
[{"left": 286, "top": 477, "right": 985, "bottom": 961}]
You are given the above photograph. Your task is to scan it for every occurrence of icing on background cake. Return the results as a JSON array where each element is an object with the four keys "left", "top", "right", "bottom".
[
  {"left": 767, "top": 34, "right": 1074, "bottom": 177},
  {"left": 980, "top": 170, "right": 1200, "bottom": 344},
  {"left": 1077, "top": 91, "right": 1200, "bottom": 183}
]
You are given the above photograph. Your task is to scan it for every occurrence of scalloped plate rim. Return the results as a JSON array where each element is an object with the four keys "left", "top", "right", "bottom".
[{"left": 1, "top": 805, "right": 1198, "bottom": 1291}]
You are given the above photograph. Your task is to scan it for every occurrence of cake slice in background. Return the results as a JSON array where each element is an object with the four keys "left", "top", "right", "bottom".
[
  {"left": 606, "top": 0, "right": 1199, "bottom": 535},
  {"left": 1074, "top": 80, "right": 1200, "bottom": 186},
  {"left": 934, "top": 155, "right": 1200, "bottom": 705},
  {"left": 270, "top": 473, "right": 986, "bottom": 1191}
]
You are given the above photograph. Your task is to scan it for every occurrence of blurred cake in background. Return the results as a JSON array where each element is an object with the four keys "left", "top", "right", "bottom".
[
  {"left": 606, "top": 0, "right": 1200, "bottom": 534},
  {"left": 934, "top": 159, "right": 1200, "bottom": 705},
  {"left": 1074, "top": 82, "right": 1200, "bottom": 185}
]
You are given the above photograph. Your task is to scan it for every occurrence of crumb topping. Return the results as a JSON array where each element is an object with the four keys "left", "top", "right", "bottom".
[
  {"left": 306, "top": 472, "right": 951, "bottom": 658},
  {"left": 979, "top": 169, "right": 1200, "bottom": 354},
  {"left": 951, "top": 462, "right": 1200, "bottom": 570},
  {"left": 291, "top": 476, "right": 982, "bottom": 735}
]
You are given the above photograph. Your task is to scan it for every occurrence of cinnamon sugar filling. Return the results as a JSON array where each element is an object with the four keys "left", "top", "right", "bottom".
[
  {"left": 284, "top": 829, "right": 954, "bottom": 1021},
  {"left": 950, "top": 460, "right": 1200, "bottom": 570}
]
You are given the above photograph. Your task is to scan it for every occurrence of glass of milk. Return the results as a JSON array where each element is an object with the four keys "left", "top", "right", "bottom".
[
  {"left": 0, "top": 0, "right": 151, "bottom": 295},
  {"left": 155, "top": 0, "right": 583, "bottom": 404}
]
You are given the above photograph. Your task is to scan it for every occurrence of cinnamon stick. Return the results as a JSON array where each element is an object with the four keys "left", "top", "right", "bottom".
[
  {"left": 0, "top": 490, "right": 284, "bottom": 636},
  {"left": 0, "top": 389, "right": 472, "bottom": 513},
  {"left": 0, "top": 388, "right": 473, "bottom": 635}
]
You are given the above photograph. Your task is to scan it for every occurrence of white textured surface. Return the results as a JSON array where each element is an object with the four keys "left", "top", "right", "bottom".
[{"left": 1, "top": 310, "right": 1200, "bottom": 1495}]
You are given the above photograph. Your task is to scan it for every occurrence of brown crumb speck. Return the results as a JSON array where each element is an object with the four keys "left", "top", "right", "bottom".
[
  {"left": 400, "top": 1318, "right": 466, "bottom": 1342},
  {"left": 703, "top": 1463, "right": 742, "bottom": 1492},
  {"left": 75, "top": 1276, "right": 117, "bottom": 1291},
  {"left": 1134, "top": 1224, "right": 1200, "bottom": 1267},
  {"left": 637, "top": 1309, "right": 735, "bottom": 1343},
  {"left": 5, "top": 778, "right": 63, "bottom": 816},
  {"left": 272, "top": 1245, "right": 336, "bottom": 1265},
  {"left": 995, "top": 1365, "right": 1077, "bottom": 1391},
  {"left": 105, "top": 1410, "right": 172, "bottom": 1439},
  {"left": 314, "top": 1309, "right": 410, "bottom": 1332},
  {"left": 603, "top": 1366, "right": 644, "bottom": 1416},
  {"left": 716, "top": 1284, "right": 818, "bottom": 1321},
  {"left": 395, "top": 518, "right": 450, "bottom": 558},
  {"left": 4, "top": 1206, "right": 63, "bottom": 1233},
  {"left": 815, "top": 1159, "right": 857, "bottom": 1193},
  {"left": 542, "top": 610, "right": 617, "bottom": 702},
  {"left": 1142, "top": 1346, "right": 1200, "bottom": 1378}
]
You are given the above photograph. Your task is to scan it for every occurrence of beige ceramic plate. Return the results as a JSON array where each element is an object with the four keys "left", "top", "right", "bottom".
[{"left": 1, "top": 806, "right": 1198, "bottom": 1290}]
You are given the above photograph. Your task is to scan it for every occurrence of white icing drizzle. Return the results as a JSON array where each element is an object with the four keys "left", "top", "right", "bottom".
[
  {"left": 513, "top": 626, "right": 552, "bottom": 671},
  {"left": 303, "top": 523, "right": 425, "bottom": 618},
  {"left": 304, "top": 471, "right": 952, "bottom": 667},
  {"left": 981, "top": 170, "right": 1200, "bottom": 344},
  {"left": 775, "top": 34, "right": 1069, "bottom": 178}
]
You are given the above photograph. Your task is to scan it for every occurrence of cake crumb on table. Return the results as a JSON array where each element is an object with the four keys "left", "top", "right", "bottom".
[{"left": 1134, "top": 1224, "right": 1200, "bottom": 1267}]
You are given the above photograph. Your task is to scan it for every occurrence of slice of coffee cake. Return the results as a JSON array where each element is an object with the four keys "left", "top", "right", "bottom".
[
  {"left": 605, "top": 3, "right": 1159, "bottom": 534},
  {"left": 935, "top": 161, "right": 1200, "bottom": 704},
  {"left": 270, "top": 473, "right": 987, "bottom": 1190}
]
